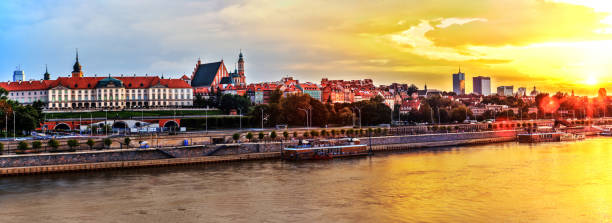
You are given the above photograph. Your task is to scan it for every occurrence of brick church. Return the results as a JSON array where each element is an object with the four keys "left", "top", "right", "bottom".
[{"left": 190, "top": 51, "right": 246, "bottom": 89}]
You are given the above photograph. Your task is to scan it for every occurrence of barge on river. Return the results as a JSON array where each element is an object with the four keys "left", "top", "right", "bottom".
[
  {"left": 518, "top": 132, "right": 584, "bottom": 143},
  {"left": 281, "top": 138, "right": 369, "bottom": 160}
]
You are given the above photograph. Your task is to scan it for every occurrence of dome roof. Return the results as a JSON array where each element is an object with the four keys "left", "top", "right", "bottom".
[{"left": 96, "top": 77, "right": 123, "bottom": 88}]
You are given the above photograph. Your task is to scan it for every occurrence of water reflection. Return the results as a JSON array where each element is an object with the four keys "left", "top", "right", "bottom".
[{"left": 2, "top": 138, "right": 612, "bottom": 222}]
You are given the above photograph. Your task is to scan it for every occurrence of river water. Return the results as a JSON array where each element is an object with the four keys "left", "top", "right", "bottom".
[{"left": 2, "top": 137, "right": 612, "bottom": 222}]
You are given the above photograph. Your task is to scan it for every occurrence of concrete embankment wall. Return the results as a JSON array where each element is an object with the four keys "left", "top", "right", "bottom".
[{"left": 0, "top": 130, "right": 518, "bottom": 174}]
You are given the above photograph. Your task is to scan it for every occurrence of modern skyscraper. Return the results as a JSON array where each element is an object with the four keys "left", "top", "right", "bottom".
[
  {"left": 472, "top": 76, "right": 491, "bottom": 96},
  {"left": 497, "top": 86, "right": 514, "bottom": 96},
  {"left": 13, "top": 67, "right": 24, "bottom": 82},
  {"left": 517, "top": 87, "right": 527, "bottom": 96},
  {"left": 452, "top": 68, "right": 465, "bottom": 95}
]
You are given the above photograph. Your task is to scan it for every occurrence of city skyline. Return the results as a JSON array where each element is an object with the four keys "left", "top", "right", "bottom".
[{"left": 2, "top": 0, "right": 612, "bottom": 95}]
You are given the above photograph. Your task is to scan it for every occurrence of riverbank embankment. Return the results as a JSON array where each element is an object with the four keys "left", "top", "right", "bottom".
[{"left": 0, "top": 130, "right": 517, "bottom": 176}]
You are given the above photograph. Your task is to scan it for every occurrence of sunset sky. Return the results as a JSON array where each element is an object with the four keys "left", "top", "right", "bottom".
[{"left": 1, "top": 0, "right": 611, "bottom": 95}]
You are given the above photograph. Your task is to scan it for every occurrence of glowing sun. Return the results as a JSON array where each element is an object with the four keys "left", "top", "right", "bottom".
[{"left": 586, "top": 76, "right": 598, "bottom": 85}]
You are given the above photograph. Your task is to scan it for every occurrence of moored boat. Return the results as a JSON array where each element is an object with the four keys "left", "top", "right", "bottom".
[
  {"left": 517, "top": 132, "right": 563, "bottom": 143},
  {"left": 281, "top": 138, "right": 369, "bottom": 160},
  {"left": 560, "top": 133, "right": 585, "bottom": 141}
]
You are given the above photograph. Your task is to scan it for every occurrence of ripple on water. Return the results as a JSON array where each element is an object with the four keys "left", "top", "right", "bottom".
[{"left": 2, "top": 138, "right": 612, "bottom": 222}]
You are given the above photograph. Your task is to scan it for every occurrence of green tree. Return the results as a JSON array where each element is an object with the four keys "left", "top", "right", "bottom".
[
  {"left": 321, "top": 129, "right": 328, "bottom": 137},
  {"left": 450, "top": 106, "right": 472, "bottom": 123},
  {"left": 258, "top": 132, "right": 265, "bottom": 140},
  {"left": 310, "top": 130, "right": 319, "bottom": 137},
  {"left": 270, "top": 131, "right": 277, "bottom": 140},
  {"left": 232, "top": 133, "right": 240, "bottom": 142},
  {"left": 124, "top": 137, "right": 131, "bottom": 149},
  {"left": 407, "top": 84, "right": 419, "bottom": 96},
  {"left": 32, "top": 141, "right": 42, "bottom": 151},
  {"left": 87, "top": 139, "right": 95, "bottom": 150},
  {"left": 269, "top": 89, "right": 283, "bottom": 104},
  {"left": 103, "top": 138, "right": 112, "bottom": 149},
  {"left": 18, "top": 141, "right": 28, "bottom": 151},
  {"left": 67, "top": 139, "right": 79, "bottom": 151},
  {"left": 48, "top": 139, "right": 59, "bottom": 151},
  {"left": 0, "top": 142, "right": 3, "bottom": 154},
  {"left": 303, "top": 131, "right": 309, "bottom": 138},
  {"left": 283, "top": 131, "right": 289, "bottom": 139},
  {"left": 218, "top": 94, "right": 251, "bottom": 114},
  {"left": 293, "top": 132, "right": 298, "bottom": 138},
  {"left": 246, "top": 132, "right": 253, "bottom": 142}
]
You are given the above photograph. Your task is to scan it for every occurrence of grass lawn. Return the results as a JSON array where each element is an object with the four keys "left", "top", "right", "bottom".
[{"left": 46, "top": 109, "right": 223, "bottom": 119}]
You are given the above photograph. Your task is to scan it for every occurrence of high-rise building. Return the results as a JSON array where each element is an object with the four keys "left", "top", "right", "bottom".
[
  {"left": 497, "top": 86, "right": 514, "bottom": 96},
  {"left": 472, "top": 76, "right": 491, "bottom": 96},
  {"left": 517, "top": 87, "right": 527, "bottom": 96},
  {"left": 13, "top": 68, "right": 24, "bottom": 82},
  {"left": 452, "top": 68, "right": 465, "bottom": 95}
]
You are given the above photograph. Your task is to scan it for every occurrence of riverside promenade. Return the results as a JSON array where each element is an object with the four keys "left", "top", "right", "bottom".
[{"left": 0, "top": 130, "right": 518, "bottom": 176}]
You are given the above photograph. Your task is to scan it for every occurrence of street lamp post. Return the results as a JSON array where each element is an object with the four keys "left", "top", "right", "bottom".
[
  {"left": 308, "top": 107, "right": 312, "bottom": 128},
  {"left": 430, "top": 107, "right": 434, "bottom": 124},
  {"left": 260, "top": 108, "right": 264, "bottom": 130},
  {"left": 13, "top": 111, "right": 16, "bottom": 141},
  {"left": 238, "top": 108, "right": 242, "bottom": 130},
  {"left": 298, "top": 108, "right": 308, "bottom": 129},
  {"left": 437, "top": 107, "right": 440, "bottom": 124},
  {"left": 353, "top": 107, "right": 361, "bottom": 129},
  {"left": 398, "top": 107, "right": 401, "bottom": 125},
  {"left": 390, "top": 106, "right": 393, "bottom": 125}
]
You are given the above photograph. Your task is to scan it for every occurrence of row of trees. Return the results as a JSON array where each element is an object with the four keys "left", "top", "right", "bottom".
[
  {"left": 6, "top": 138, "right": 133, "bottom": 154},
  {"left": 251, "top": 92, "right": 391, "bottom": 128},
  {"left": 0, "top": 88, "right": 45, "bottom": 136},
  {"left": 232, "top": 128, "right": 389, "bottom": 142},
  {"left": 395, "top": 95, "right": 474, "bottom": 124}
]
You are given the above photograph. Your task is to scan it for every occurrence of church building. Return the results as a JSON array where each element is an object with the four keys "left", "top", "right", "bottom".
[{"left": 190, "top": 51, "right": 246, "bottom": 89}]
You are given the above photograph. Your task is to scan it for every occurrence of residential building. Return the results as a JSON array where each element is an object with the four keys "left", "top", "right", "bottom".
[{"left": 297, "top": 82, "right": 321, "bottom": 101}]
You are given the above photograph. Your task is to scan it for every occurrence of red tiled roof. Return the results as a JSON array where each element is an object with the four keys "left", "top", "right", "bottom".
[
  {"left": 50, "top": 77, "right": 104, "bottom": 89},
  {"left": 0, "top": 80, "right": 53, "bottom": 91},
  {"left": 1, "top": 76, "right": 191, "bottom": 91},
  {"left": 157, "top": 78, "right": 192, "bottom": 88}
]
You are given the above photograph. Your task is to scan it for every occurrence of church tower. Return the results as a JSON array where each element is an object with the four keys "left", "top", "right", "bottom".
[
  {"left": 237, "top": 50, "right": 244, "bottom": 76},
  {"left": 72, "top": 49, "right": 83, "bottom": 78},
  {"left": 44, "top": 64, "right": 51, "bottom": 80}
]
